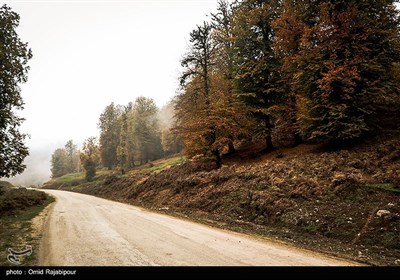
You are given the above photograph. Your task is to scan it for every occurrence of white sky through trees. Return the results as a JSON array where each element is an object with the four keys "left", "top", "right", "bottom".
[{"left": 3, "top": 0, "right": 223, "bottom": 185}]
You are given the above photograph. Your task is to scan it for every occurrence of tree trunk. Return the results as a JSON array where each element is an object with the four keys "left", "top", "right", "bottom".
[
  {"left": 263, "top": 115, "right": 275, "bottom": 153},
  {"left": 211, "top": 149, "right": 222, "bottom": 168},
  {"left": 290, "top": 94, "right": 302, "bottom": 146},
  {"left": 264, "top": 133, "right": 274, "bottom": 152},
  {"left": 227, "top": 141, "right": 236, "bottom": 155}
]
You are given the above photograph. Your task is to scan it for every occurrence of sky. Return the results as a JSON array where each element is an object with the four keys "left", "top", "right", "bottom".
[{"left": 3, "top": 0, "right": 223, "bottom": 186}]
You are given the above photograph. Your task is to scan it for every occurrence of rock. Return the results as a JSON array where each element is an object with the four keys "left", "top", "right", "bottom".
[
  {"left": 159, "top": 207, "right": 169, "bottom": 211},
  {"left": 395, "top": 259, "right": 400, "bottom": 265},
  {"left": 376, "top": 210, "right": 391, "bottom": 217},
  {"left": 388, "top": 203, "right": 395, "bottom": 207}
]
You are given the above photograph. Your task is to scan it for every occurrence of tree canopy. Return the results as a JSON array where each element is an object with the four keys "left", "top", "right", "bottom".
[{"left": 0, "top": 5, "right": 32, "bottom": 177}]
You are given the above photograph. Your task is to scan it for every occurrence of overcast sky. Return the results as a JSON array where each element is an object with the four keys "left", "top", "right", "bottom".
[{"left": 4, "top": 0, "right": 223, "bottom": 185}]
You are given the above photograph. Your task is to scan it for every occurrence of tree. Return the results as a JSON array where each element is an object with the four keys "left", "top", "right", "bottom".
[
  {"left": 80, "top": 137, "right": 100, "bottom": 181},
  {"left": 50, "top": 148, "right": 67, "bottom": 178},
  {"left": 117, "top": 106, "right": 130, "bottom": 174},
  {"left": 161, "top": 128, "right": 183, "bottom": 156},
  {"left": 159, "top": 101, "right": 183, "bottom": 156},
  {"left": 178, "top": 21, "right": 224, "bottom": 166},
  {"left": 272, "top": 0, "right": 313, "bottom": 145},
  {"left": 98, "top": 103, "right": 121, "bottom": 169},
  {"left": 50, "top": 140, "right": 80, "bottom": 178},
  {"left": 275, "top": 0, "right": 400, "bottom": 143},
  {"left": 231, "top": 0, "right": 284, "bottom": 152},
  {"left": 131, "top": 97, "right": 163, "bottom": 164},
  {"left": 210, "top": 0, "right": 254, "bottom": 154},
  {"left": 64, "top": 140, "right": 79, "bottom": 173},
  {"left": 0, "top": 5, "right": 32, "bottom": 177}
]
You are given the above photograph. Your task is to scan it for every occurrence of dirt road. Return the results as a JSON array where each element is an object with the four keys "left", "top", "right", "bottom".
[{"left": 39, "top": 190, "right": 358, "bottom": 266}]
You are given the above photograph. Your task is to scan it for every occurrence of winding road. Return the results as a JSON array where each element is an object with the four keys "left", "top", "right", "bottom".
[{"left": 39, "top": 190, "right": 358, "bottom": 266}]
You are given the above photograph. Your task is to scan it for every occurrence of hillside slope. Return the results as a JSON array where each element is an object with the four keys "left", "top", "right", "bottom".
[
  {"left": 0, "top": 181, "right": 54, "bottom": 265},
  {"left": 43, "top": 132, "right": 400, "bottom": 265}
]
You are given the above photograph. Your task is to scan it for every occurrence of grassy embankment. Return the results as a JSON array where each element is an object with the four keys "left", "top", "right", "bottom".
[
  {"left": 0, "top": 181, "right": 54, "bottom": 266},
  {"left": 43, "top": 132, "right": 400, "bottom": 266}
]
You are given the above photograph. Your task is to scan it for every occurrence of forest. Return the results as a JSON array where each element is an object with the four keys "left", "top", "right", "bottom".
[{"left": 50, "top": 0, "right": 400, "bottom": 180}]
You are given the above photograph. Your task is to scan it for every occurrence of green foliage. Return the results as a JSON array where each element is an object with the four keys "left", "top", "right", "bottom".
[
  {"left": 231, "top": 0, "right": 284, "bottom": 150},
  {"left": 159, "top": 101, "right": 183, "bottom": 156},
  {"left": 149, "top": 156, "right": 186, "bottom": 174},
  {"left": 99, "top": 103, "right": 122, "bottom": 169},
  {"left": 94, "top": 97, "right": 167, "bottom": 175},
  {"left": 0, "top": 187, "right": 47, "bottom": 216},
  {"left": 161, "top": 128, "right": 183, "bottom": 156},
  {"left": 0, "top": 5, "right": 32, "bottom": 177},
  {"left": 0, "top": 189, "right": 54, "bottom": 266},
  {"left": 64, "top": 140, "right": 80, "bottom": 173},
  {"left": 51, "top": 148, "right": 67, "bottom": 178},
  {"left": 131, "top": 97, "right": 163, "bottom": 165},
  {"left": 364, "top": 183, "right": 400, "bottom": 194},
  {"left": 80, "top": 137, "right": 100, "bottom": 181},
  {"left": 116, "top": 105, "right": 131, "bottom": 173},
  {"left": 54, "top": 172, "right": 85, "bottom": 184},
  {"left": 50, "top": 140, "right": 80, "bottom": 178}
]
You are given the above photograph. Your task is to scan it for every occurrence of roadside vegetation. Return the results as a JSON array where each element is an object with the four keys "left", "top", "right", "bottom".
[
  {"left": 0, "top": 181, "right": 54, "bottom": 266},
  {"left": 43, "top": 131, "right": 400, "bottom": 266}
]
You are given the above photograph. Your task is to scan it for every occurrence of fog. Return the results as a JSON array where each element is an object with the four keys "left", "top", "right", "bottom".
[{"left": 6, "top": 145, "right": 54, "bottom": 187}]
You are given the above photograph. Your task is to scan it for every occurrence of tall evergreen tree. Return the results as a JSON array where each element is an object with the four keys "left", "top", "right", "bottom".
[
  {"left": 64, "top": 140, "right": 79, "bottom": 173},
  {"left": 98, "top": 103, "right": 121, "bottom": 169},
  {"left": 231, "top": 0, "right": 284, "bottom": 152},
  {"left": 116, "top": 106, "right": 129, "bottom": 174}
]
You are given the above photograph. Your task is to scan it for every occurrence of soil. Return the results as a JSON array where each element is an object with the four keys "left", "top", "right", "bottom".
[{"left": 44, "top": 131, "right": 400, "bottom": 266}]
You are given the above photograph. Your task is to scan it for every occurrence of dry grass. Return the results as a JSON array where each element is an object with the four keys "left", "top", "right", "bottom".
[{"left": 42, "top": 132, "right": 400, "bottom": 265}]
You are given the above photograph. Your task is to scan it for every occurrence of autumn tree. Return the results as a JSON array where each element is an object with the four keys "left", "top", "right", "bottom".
[
  {"left": 177, "top": 21, "right": 225, "bottom": 166},
  {"left": 231, "top": 0, "right": 284, "bottom": 152},
  {"left": 80, "top": 137, "right": 100, "bottom": 181},
  {"left": 210, "top": 0, "right": 254, "bottom": 154},
  {"left": 0, "top": 5, "right": 32, "bottom": 177},
  {"left": 50, "top": 148, "right": 67, "bottom": 178},
  {"left": 275, "top": 0, "right": 400, "bottom": 143},
  {"left": 98, "top": 103, "right": 121, "bottom": 169}
]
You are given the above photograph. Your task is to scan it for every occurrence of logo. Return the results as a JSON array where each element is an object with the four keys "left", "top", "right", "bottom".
[{"left": 7, "top": 245, "right": 32, "bottom": 265}]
